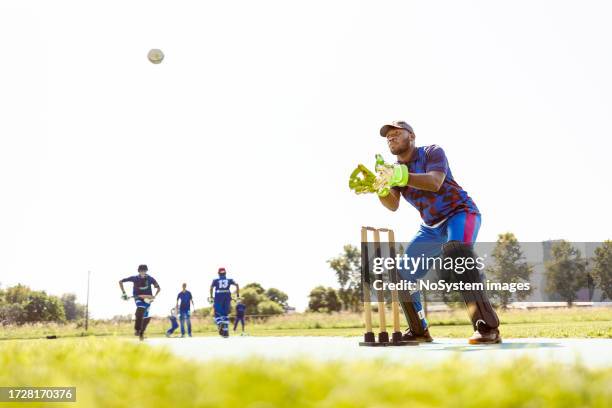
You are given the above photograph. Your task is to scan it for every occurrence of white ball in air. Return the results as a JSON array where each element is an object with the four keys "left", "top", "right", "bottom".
[{"left": 147, "top": 49, "right": 164, "bottom": 64}]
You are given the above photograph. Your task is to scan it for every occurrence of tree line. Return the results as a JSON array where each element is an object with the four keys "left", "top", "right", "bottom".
[{"left": 0, "top": 284, "right": 85, "bottom": 325}]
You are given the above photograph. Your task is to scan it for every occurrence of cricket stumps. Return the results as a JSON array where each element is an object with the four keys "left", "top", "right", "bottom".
[{"left": 359, "top": 226, "right": 418, "bottom": 347}]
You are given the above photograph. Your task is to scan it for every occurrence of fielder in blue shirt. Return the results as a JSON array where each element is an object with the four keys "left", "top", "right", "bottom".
[
  {"left": 233, "top": 299, "right": 246, "bottom": 334},
  {"left": 176, "top": 283, "right": 194, "bottom": 337}
]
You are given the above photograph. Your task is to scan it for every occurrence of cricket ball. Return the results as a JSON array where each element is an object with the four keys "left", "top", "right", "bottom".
[{"left": 147, "top": 48, "right": 164, "bottom": 64}]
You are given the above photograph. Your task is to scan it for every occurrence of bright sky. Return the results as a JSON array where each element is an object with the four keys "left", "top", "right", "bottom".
[{"left": 1, "top": 1, "right": 611, "bottom": 317}]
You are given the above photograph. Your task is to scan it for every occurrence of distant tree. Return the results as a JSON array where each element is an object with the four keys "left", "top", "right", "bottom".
[
  {"left": 240, "top": 287, "right": 267, "bottom": 315},
  {"left": 308, "top": 286, "right": 327, "bottom": 312},
  {"left": 308, "top": 286, "right": 341, "bottom": 313},
  {"left": 591, "top": 240, "right": 612, "bottom": 300},
  {"left": 243, "top": 282, "right": 265, "bottom": 295},
  {"left": 265, "top": 288, "right": 289, "bottom": 308},
  {"left": 4, "top": 284, "right": 31, "bottom": 304},
  {"left": 545, "top": 241, "right": 588, "bottom": 307},
  {"left": 234, "top": 283, "right": 291, "bottom": 315},
  {"left": 327, "top": 245, "right": 362, "bottom": 312},
  {"left": 337, "top": 287, "right": 358, "bottom": 312},
  {"left": 257, "top": 300, "right": 284, "bottom": 315},
  {"left": 325, "top": 287, "right": 342, "bottom": 312},
  {"left": 486, "top": 233, "right": 533, "bottom": 308},
  {"left": 24, "top": 291, "right": 65, "bottom": 322},
  {"left": 0, "top": 303, "right": 27, "bottom": 325},
  {"left": 0, "top": 284, "right": 75, "bottom": 323},
  {"left": 61, "top": 293, "right": 85, "bottom": 321},
  {"left": 192, "top": 307, "right": 211, "bottom": 318},
  {"left": 47, "top": 294, "right": 66, "bottom": 322}
]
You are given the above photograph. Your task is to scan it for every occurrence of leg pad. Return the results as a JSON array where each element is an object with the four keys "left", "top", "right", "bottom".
[{"left": 442, "top": 241, "right": 500, "bottom": 330}]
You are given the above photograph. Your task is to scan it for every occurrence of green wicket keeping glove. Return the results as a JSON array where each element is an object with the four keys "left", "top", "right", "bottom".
[
  {"left": 348, "top": 164, "right": 378, "bottom": 194},
  {"left": 374, "top": 154, "right": 409, "bottom": 197}
]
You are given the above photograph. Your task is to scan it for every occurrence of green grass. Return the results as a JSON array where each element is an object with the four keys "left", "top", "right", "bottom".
[
  {"left": 2, "top": 307, "right": 611, "bottom": 340},
  {"left": 0, "top": 338, "right": 611, "bottom": 408}
]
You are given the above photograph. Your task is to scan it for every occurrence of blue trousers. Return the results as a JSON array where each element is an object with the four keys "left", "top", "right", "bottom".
[
  {"left": 398, "top": 212, "right": 481, "bottom": 330},
  {"left": 179, "top": 310, "right": 192, "bottom": 335},
  {"left": 233, "top": 315, "right": 245, "bottom": 331},
  {"left": 167, "top": 317, "right": 179, "bottom": 335}
]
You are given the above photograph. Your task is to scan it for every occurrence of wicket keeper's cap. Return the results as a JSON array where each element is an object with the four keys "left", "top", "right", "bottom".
[
  {"left": 380, "top": 120, "right": 414, "bottom": 137},
  {"left": 218, "top": 267, "right": 226, "bottom": 274},
  {"left": 138, "top": 264, "right": 148, "bottom": 272}
]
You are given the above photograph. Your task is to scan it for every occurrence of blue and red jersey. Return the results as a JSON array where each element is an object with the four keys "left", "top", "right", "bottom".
[{"left": 395, "top": 145, "right": 479, "bottom": 226}]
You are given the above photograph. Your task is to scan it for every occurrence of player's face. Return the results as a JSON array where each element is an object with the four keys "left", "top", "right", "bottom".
[
  {"left": 385, "top": 128, "right": 413, "bottom": 155},
  {"left": 138, "top": 270, "right": 147, "bottom": 278}
]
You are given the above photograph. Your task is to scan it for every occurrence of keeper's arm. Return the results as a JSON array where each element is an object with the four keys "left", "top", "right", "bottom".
[
  {"left": 378, "top": 189, "right": 400, "bottom": 211},
  {"left": 407, "top": 171, "right": 445, "bottom": 192}
]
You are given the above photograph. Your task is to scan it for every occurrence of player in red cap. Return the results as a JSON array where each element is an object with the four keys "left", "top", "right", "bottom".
[{"left": 209, "top": 267, "right": 240, "bottom": 337}]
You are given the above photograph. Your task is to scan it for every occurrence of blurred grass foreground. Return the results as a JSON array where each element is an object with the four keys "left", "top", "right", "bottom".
[{"left": 1, "top": 338, "right": 611, "bottom": 408}]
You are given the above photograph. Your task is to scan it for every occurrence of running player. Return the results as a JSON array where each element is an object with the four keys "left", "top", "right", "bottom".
[
  {"left": 119, "top": 264, "right": 160, "bottom": 341},
  {"left": 209, "top": 267, "right": 239, "bottom": 338}
]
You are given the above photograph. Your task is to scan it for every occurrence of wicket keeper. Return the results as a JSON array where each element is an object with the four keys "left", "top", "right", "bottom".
[{"left": 351, "top": 121, "right": 501, "bottom": 344}]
